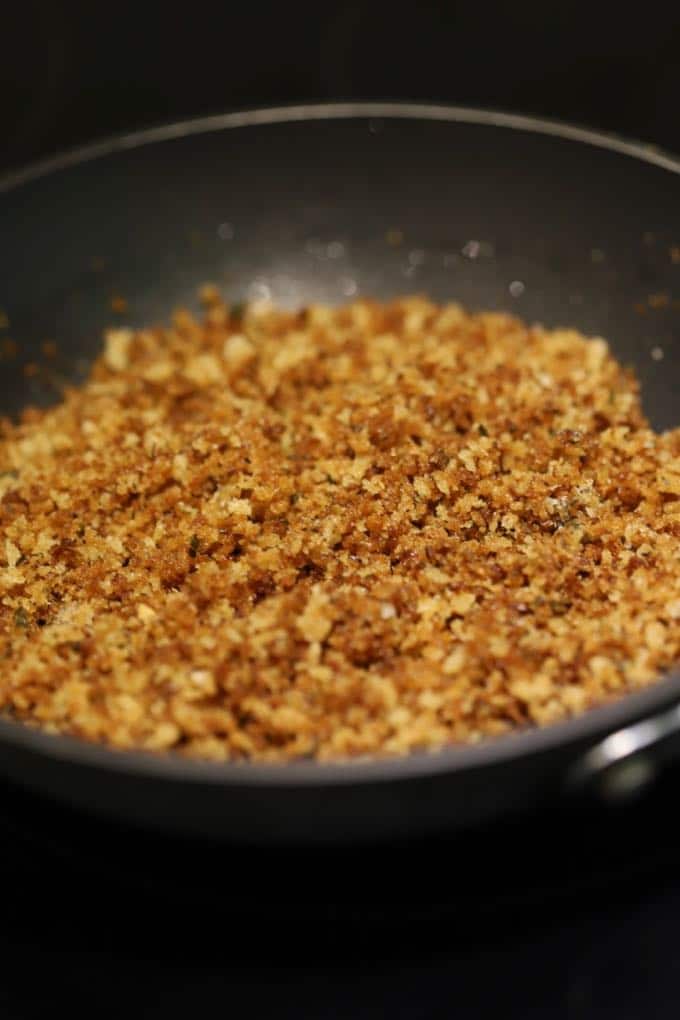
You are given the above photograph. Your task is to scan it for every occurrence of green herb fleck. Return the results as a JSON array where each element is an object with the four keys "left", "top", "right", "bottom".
[
  {"left": 478, "top": 424, "right": 489, "bottom": 437},
  {"left": 549, "top": 600, "right": 570, "bottom": 616},
  {"left": 188, "top": 534, "right": 200, "bottom": 558},
  {"left": 14, "top": 608, "right": 29, "bottom": 629}
]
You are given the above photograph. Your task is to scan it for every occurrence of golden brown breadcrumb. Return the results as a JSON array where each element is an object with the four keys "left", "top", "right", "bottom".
[{"left": 0, "top": 294, "right": 679, "bottom": 761}]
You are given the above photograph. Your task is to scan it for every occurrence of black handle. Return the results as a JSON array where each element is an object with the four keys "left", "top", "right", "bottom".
[{"left": 567, "top": 702, "right": 680, "bottom": 802}]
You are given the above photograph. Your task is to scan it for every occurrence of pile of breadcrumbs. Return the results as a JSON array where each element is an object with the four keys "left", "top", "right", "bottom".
[{"left": 1, "top": 293, "right": 679, "bottom": 761}]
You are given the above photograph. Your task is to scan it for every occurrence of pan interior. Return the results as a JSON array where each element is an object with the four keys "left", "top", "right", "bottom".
[{"left": 1, "top": 110, "right": 678, "bottom": 430}]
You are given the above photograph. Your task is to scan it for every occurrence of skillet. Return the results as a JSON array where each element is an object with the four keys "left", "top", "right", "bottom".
[{"left": 0, "top": 102, "right": 679, "bottom": 844}]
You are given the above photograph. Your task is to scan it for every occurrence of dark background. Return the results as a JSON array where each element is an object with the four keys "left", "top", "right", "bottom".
[
  {"left": 3, "top": 1, "right": 680, "bottom": 174},
  {"left": 3, "top": 4, "right": 680, "bottom": 1018}
]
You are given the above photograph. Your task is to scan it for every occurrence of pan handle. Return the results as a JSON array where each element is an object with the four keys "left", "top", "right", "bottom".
[{"left": 567, "top": 702, "right": 680, "bottom": 802}]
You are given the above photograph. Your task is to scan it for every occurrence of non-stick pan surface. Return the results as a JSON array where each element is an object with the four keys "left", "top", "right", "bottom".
[{"left": 0, "top": 104, "right": 679, "bottom": 844}]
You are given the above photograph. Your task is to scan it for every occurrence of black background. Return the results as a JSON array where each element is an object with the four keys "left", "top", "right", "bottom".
[{"left": 2, "top": 4, "right": 680, "bottom": 1018}]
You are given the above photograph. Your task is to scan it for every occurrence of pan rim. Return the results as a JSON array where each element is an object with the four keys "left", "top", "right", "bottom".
[
  {"left": 1, "top": 673, "right": 680, "bottom": 786},
  {"left": 1, "top": 99, "right": 679, "bottom": 787},
  {"left": 1, "top": 100, "right": 679, "bottom": 195}
]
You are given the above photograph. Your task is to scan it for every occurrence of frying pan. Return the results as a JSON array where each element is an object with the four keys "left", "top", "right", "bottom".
[{"left": 0, "top": 103, "right": 679, "bottom": 845}]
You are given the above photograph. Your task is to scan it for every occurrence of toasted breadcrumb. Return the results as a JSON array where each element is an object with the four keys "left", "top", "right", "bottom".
[{"left": 0, "top": 294, "right": 678, "bottom": 761}]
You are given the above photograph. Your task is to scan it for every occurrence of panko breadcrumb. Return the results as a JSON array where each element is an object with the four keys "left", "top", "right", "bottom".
[{"left": 0, "top": 295, "right": 679, "bottom": 762}]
